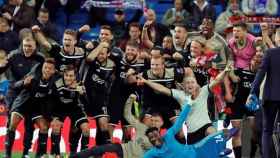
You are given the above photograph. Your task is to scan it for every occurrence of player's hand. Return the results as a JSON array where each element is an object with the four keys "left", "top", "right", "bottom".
[
  {"left": 127, "top": 69, "right": 138, "bottom": 84},
  {"left": 23, "top": 76, "right": 33, "bottom": 86},
  {"left": 189, "top": 59, "right": 197, "bottom": 68},
  {"left": 136, "top": 75, "right": 145, "bottom": 86},
  {"left": 79, "top": 24, "right": 90, "bottom": 33},
  {"left": 172, "top": 52, "right": 183, "bottom": 60},
  {"left": 76, "top": 85, "right": 86, "bottom": 95},
  {"left": 144, "top": 20, "right": 153, "bottom": 28},
  {"left": 85, "top": 41, "right": 94, "bottom": 50},
  {"left": 31, "top": 25, "right": 41, "bottom": 33},
  {"left": 224, "top": 63, "right": 233, "bottom": 73},
  {"left": 139, "top": 51, "right": 150, "bottom": 60},
  {"left": 126, "top": 68, "right": 136, "bottom": 77},
  {"left": 246, "top": 94, "right": 253, "bottom": 106},
  {"left": 100, "top": 41, "right": 110, "bottom": 48},
  {"left": 129, "top": 94, "right": 137, "bottom": 101},
  {"left": 230, "top": 74, "right": 240, "bottom": 83},
  {"left": 2, "top": 12, "right": 12, "bottom": 20},
  {"left": 74, "top": 81, "right": 86, "bottom": 94}
]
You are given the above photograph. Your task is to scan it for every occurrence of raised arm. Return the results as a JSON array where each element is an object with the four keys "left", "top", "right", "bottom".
[
  {"left": 209, "top": 64, "right": 232, "bottom": 90},
  {"left": 141, "top": 21, "right": 154, "bottom": 49},
  {"left": 168, "top": 101, "right": 191, "bottom": 135},
  {"left": 86, "top": 42, "right": 109, "bottom": 62},
  {"left": 124, "top": 94, "right": 140, "bottom": 125},
  {"left": 260, "top": 23, "right": 275, "bottom": 48},
  {"left": 32, "top": 25, "right": 52, "bottom": 51},
  {"left": 140, "top": 76, "right": 171, "bottom": 96}
]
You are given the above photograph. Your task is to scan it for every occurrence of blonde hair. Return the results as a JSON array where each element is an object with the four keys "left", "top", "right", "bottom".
[{"left": 191, "top": 36, "right": 206, "bottom": 48}]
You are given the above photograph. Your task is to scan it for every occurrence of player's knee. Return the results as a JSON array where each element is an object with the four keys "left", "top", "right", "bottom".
[
  {"left": 98, "top": 117, "right": 109, "bottom": 130},
  {"left": 99, "top": 123, "right": 109, "bottom": 131},
  {"left": 80, "top": 123, "right": 90, "bottom": 134},
  {"left": 8, "top": 124, "right": 17, "bottom": 131},
  {"left": 52, "top": 128, "right": 61, "bottom": 134},
  {"left": 51, "top": 121, "right": 62, "bottom": 133},
  {"left": 82, "top": 129, "right": 90, "bottom": 137}
]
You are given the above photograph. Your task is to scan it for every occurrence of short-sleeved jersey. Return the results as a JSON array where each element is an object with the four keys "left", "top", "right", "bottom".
[
  {"left": 84, "top": 59, "right": 115, "bottom": 91},
  {"left": 142, "top": 67, "right": 184, "bottom": 110},
  {"left": 48, "top": 44, "right": 85, "bottom": 72},
  {"left": 53, "top": 78, "right": 81, "bottom": 106}
]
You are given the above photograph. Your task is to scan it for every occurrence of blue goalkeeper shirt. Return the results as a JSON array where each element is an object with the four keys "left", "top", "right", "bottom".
[{"left": 144, "top": 101, "right": 227, "bottom": 158}]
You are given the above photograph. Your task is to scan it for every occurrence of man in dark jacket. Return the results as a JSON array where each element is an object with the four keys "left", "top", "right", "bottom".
[
  {"left": 0, "top": 36, "right": 44, "bottom": 158},
  {"left": 33, "top": 8, "right": 59, "bottom": 43},
  {"left": 0, "top": 17, "right": 19, "bottom": 53},
  {"left": 1, "top": 0, "right": 35, "bottom": 33},
  {"left": 248, "top": 46, "right": 280, "bottom": 158}
]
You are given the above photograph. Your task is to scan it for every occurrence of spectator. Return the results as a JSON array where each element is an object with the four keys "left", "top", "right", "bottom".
[
  {"left": 34, "top": 8, "right": 59, "bottom": 43},
  {"left": 119, "top": 22, "right": 142, "bottom": 51},
  {"left": 161, "top": 0, "right": 191, "bottom": 29},
  {"left": 215, "top": 0, "right": 245, "bottom": 36},
  {"left": 0, "top": 50, "right": 9, "bottom": 97},
  {"left": 151, "top": 113, "right": 164, "bottom": 133},
  {"left": 1, "top": 0, "right": 35, "bottom": 33},
  {"left": 107, "top": 8, "right": 143, "bottom": 46},
  {"left": 33, "top": 0, "right": 62, "bottom": 21},
  {"left": 241, "top": 0, "right": 278, "bottom": 35},
  {"left": 187, "top": 0, "right": 216, "bottom": 30},
  {"left": 111, "top": 9, "right": 128, "bottom": 45},
  {"left": 242, "top": 0, "right": 278, "bottom": 16},
  {"left": 141, "top": 9, "right": 170, "bottom": 49},
  {"left": 0, "top": 17, "right": 19, "bottom": 53},
  {"left": 260, "top": 23, "right": 278, "bottom": 48}
]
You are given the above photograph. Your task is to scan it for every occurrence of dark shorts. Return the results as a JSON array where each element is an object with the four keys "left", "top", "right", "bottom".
[
  {"left": 187, "top": 123, "right": 213, "bottom": 145},
  {"left": 84, "top": 88, "right": 110, "bottom": 118},
  {"left": 108, "top": 87, "right": 129, "bottom": 126},
  {"left": 227, "top": 86, "right": 255, "bottom": 120},
  {"left": 32, "top": 101, "right": 54, "bottom": 121},
  {"left": 109, "top": 103, "right": 141, "bottom": 127},
  {"left": 11, "top": 103, "right": 30, "bottom": 119},
  {"left": 12, "top": 100, "right": 53, "bottom": 121},
  {"left": 53, "top": 104, "right": 88, "bottom": 128}
]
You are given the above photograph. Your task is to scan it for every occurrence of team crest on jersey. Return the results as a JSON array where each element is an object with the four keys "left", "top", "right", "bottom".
[
  {"left": 17, "top": 64, "right": 23, "bottom": 67},
  {"left": 70, "top": 91, "right": 76, "bottom": 98}
]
